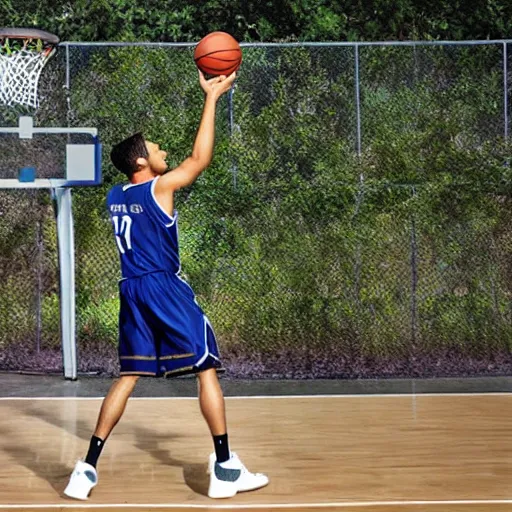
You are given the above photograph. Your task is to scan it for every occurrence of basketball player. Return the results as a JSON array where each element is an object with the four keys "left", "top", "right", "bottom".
[{"left": 64, "top": 70, "right": 268, "bottom": 500}]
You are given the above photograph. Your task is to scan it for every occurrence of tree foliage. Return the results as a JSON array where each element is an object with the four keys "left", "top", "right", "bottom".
[
  {"left": 59, "top": 43, "right": 512, "bottom": 369},
  {"left": 0, "top": 0, "right": 511, "bottom": 43}
]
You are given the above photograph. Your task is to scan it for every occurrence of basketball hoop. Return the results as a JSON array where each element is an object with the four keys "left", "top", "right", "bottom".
[{"left": 0, "top": 28, "right": 59, "bottom": 108}]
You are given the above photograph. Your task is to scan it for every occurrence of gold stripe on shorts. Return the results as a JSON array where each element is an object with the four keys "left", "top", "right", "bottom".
[
  {"left": 164, "top": 365, "right": 195, "bottom": 377},
  {"left": 120, "top": 371, "right": 157, "bottom": 376},
  {"left": 160, "top": 353, "right": 195, "bottom": 361}
]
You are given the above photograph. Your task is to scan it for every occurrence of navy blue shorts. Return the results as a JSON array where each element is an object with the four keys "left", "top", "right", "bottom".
[{"left": 117, "top": 271, "right": 223, "bottom": 378}]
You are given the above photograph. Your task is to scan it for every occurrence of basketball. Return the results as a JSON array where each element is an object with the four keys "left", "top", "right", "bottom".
[{"left": 194, "top": 31, "right": 242, "bottom": 76}]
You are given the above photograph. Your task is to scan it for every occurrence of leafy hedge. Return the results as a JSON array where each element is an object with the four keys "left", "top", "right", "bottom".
[{"left": 1, "top": 42, "right": 512, "bottom": 377}]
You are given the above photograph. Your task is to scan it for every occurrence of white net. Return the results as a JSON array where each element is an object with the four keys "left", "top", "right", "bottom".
[{"left": 0, "top": 49, "right": 53, "bottom": 108}]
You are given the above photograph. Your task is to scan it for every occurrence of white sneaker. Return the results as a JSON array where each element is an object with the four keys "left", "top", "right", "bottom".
[
  {"left": 63, "top": 460, "right": 98, "bottom": 500},
  {"left": 208, "top": 452, "right": 269, "bottom": 499}
]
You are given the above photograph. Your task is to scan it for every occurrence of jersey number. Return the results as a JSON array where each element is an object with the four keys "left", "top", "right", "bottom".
[{"left": 113, "top": 215, "right": 133, "bottom": 254}]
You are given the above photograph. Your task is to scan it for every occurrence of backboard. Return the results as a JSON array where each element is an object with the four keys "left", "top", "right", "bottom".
[
  {"left": 0, "top": 28, "right": 101, "bottom": 189},
  {"left": 0, "top": 116, "right": 102, "bottom": 188}
]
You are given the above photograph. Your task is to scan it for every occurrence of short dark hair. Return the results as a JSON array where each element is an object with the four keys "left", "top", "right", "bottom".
[{"left": 110, "top": 132, "right": 149, "bottom": 178}]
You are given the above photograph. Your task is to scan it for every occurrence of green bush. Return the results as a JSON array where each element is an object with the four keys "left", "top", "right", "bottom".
[{"left": 4, "top": 43, "right": 511, "bottom": 375}]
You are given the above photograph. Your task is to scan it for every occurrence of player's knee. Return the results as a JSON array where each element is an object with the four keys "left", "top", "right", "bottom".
[{"left": 197, "top": 367, "right": 218, "bottom": 384}]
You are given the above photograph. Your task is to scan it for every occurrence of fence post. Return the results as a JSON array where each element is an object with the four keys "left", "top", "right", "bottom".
[
  {"left": 59, "top": 45, "right": 77, "bottom": 380},
  {"left": 35, "top": 216, "right": 44, "bottom": 354},
  {"left": 504, "top": 42, "right": 509, "bottom": 140},
  {"left": 354, "top": 43, "right": 362, "bottom": 157},
  {"left": 351, "top": 43, "right": 365, "bottom": 359},
  {"left": 410, "top": 186, "right": 418, "bottom": 356},
  {"left": 228, "top": 85, "right": 238, "bottom": 191}
]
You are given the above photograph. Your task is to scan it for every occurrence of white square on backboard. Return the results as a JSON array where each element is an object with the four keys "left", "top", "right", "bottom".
[
  {"left": 19, "top": 116, "right": 34, "bottom": 139},
  {"left": 66, "top": 144, "right": 96, "bottom": 182}
]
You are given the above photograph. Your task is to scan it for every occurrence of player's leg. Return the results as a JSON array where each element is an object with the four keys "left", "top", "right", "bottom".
[
  {"left": 197, "top": 368, "right": 269, "bottom": 498},
  {"left": 152, "top": 273, "right": 269, "bottom": 498},
  {"left": 88, "top": 375, "right": 140, "bottom": 461},
  {"left": 65, "top": 283, "right": 153, "bottom": 501},
  {"left": 63, "top": 375, "right": 139, "bottom": 500},
  {"left": 197, "top": 368, "right": 229, "bottom": 458}
]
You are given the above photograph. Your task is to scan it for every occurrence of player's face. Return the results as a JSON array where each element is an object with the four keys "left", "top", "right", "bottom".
[{"left": 145, "top": 141, "right": 168, "bottom": 174}]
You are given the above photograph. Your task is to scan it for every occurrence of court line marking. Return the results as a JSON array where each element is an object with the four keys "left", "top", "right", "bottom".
[
  {"left": 2, "top": 499, "right": 512, "bottom": 508},
  {"left": 0, "top": 392, "right": 512, "bottom": 400}
]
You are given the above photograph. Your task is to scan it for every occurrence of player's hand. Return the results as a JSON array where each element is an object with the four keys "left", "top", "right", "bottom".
[{"left": 199, "top": 70, "right": 236, "bottom": 100}]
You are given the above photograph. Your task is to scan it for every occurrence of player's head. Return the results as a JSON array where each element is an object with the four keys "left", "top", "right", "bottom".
[{"left": 110, "top": 133, "right": 167, "bottom": 179}]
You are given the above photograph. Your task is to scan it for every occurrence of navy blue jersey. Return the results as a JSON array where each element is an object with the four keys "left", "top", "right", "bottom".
[{"left": 107, "top": 177, "right": 180, "bottom": 278}]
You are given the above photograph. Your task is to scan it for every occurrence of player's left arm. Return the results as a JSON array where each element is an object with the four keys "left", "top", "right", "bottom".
[{"left": 154, "top": 71, "right": 236, "bottom": 204}]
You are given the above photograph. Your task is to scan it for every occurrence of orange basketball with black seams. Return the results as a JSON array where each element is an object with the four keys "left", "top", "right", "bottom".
[{"left": 194, "top": 32, "right": 242, "bottom": 77}]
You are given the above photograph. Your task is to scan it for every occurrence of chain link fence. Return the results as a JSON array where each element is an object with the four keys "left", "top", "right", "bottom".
[{"left": 0, "top": 41, "right": 511, "bottom": 378}]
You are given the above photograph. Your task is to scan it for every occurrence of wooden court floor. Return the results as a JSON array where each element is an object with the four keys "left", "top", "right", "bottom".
[{"left": 0, "top": 393, "right": 511, "bottom": 511}]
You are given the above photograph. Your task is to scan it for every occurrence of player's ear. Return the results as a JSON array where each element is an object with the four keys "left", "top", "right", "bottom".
[{"left": 136, "top": 156, "right": 148, "bottom": 170}]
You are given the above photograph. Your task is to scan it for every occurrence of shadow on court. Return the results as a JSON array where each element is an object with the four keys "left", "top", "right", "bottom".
[
  {"left": 23, "top": 403, "right": 94, "bottom": 441},
  {"left": 21, "top": 404, "right": 207, "bottom": 496},
  {"left": 132, "top": 424, "right": 209, "bottom": 496},
  {"left": 0, "top": 423, "right": 72, "bottom": 497}
]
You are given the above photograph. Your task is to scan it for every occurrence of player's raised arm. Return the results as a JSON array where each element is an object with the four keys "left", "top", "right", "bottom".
[{"left": 155, "top": 70, "right": 236, "bottom": 197}]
